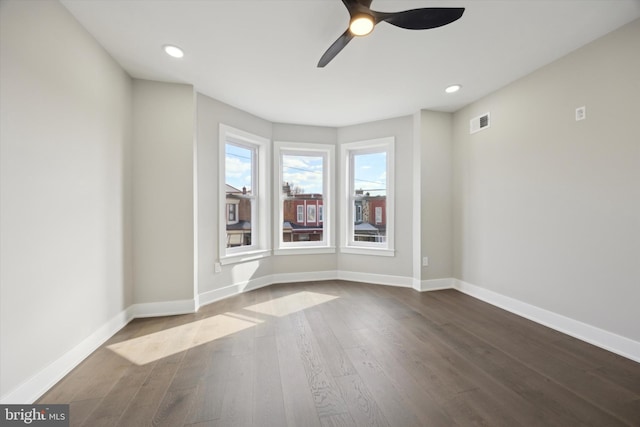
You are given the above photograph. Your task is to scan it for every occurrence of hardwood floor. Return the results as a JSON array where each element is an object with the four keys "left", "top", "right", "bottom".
[{"left": 37, "top": 280, "right": 640, "bottom": 426}]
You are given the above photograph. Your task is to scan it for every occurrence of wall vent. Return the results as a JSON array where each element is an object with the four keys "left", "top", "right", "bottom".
[{"left": 470, "top": 112, "right": 490, "bottom": 134}]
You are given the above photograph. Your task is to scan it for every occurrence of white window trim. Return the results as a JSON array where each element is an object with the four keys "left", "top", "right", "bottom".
[
  {"left": 273, "top": 141, "right": 335, "bottom": 255},
  {"left": 340, "top": 137, "right": 395, "bottom": 257},
  {"left": 219, "top": 124, "right": 271, "bottom": 264}
]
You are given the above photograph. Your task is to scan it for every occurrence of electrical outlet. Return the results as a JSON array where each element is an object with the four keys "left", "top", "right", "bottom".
[
  {"left": 422, "top": 256, "right": 429, "bottom": 267},
  {"left": 214, "top": 262, "right": 222, "bottom": 273},
  {"left": 575, "top": 106, "right": 586, "bottom": 121}
]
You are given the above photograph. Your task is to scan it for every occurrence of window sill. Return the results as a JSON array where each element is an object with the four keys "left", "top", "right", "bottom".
[
  {"left": 274, "top": 246, "right": 336, "bottom": 256},
  {"left": 340, "top": 246, "right": 395, "bottom": 257},
  {"left": 219, "top": 249, "right": 271, "bottom": 265}
]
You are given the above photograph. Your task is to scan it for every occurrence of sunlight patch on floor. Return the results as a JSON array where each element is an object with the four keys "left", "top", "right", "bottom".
[
  {"left": 244, "top": 291, "right": 338, "bottom": 317},
  {"left": 107, "top": 313, "right": 260, "bottom": 365},
  {"left": 107, "top": 291, "right": 338, "bottom": 365}
]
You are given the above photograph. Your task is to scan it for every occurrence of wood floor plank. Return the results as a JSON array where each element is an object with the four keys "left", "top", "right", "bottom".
[
  {"left": 276, "top": 330, "right": 322, "bottom": 427},
  {"left": 334, "top": 374, "right": 389, "bottom": 427},
  {"left": 360, "top": 317, "right": 532, "bottom": 426},
  {"left": 68, "top": 398, "right": 101, "bottom": 427},
  {"left": 167, "top": 345, "right": 215, "bottom": 391},
  {"left": 184, "top": 421, "right": 216, "bottom": 427},
  {"left": 396, "top": 312, "right": 582, "bottom": 426},
  {"left": 253, "top": 335, "right": 287, "bottom": 427},
  {"left": 80, "top": 361, "right": 155, "bottom": 426},
  {"left": 215, "top": 350, "right": 255, "bottom": 426},
  {"left": 381, "top": 305, "right": 564, "bottom": 425},
  {"left": 554, "top": 335, "right": 640, "bottom": 395},
  {"left": 152, "top": 386, "right": 198, "bottom": 427},
  {"left": 115, "top": 352, "right": 185, "bottom": 426},
  {"left": 304, "top": 309, "right": 357, "bottom": 378},
  {"left": 413, "top": 314, "right": 626, "bottom": 426},
  {"left": 183, "top": 375, "right": 225, "bottom": 426},
  {"left": 353, "top": 327, "right": 479, "bottom": 427},
  {"left": 290, "top": 311, "right": 349, "bottom": 418},
  {"left": 312, "top": 300, "right": 370, "bottom": 350},
  {"left": 428, "top": 290, "right": 640, "bottom": 424},
  {"left": 36, "top": 281, "right": 640, "bottom": 427},
  {"left": 344, "top": 346, "right": 425, "bottom": 426},
  {"left": 319, "top": 412, "right": 356, "bottom": 427},
  {"left": 183, "top": 339, "right": 232, "bottom": 425}
]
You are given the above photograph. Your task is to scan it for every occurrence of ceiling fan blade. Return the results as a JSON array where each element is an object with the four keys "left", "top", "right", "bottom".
[
  {"left": 374, "top": 7, "right": 465, "bottom": 30},
  {"left": 317, "top": 29, "right": 354, "bottom": 68},
  {"left": 341, "top": 0, "right": 373, "bottom": 10}
]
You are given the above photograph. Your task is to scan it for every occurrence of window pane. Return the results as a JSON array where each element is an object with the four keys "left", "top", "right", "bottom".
[
  {"left": 225, "top": 143, "right": 253, "bottom": 248},
  {"left": 353, "top": 151, "right": 386, "bottom": 243},
  {"left": 281, "top": 154, "right": 324, "bottom": 243}
]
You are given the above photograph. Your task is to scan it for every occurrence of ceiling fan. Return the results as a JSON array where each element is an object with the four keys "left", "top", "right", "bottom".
[{"left": 318, "top": 0, "right": 465, "bottom": 67}]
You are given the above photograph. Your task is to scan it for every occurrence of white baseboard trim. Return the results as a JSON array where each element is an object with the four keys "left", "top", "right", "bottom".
[
  {"left": 198, "top": 276, "right": 274, "bottom": 307},
  {"left": 415, "top": 277, "right": 455, "bottom": 292},
  {"left": 1, "top": 307, "right": 134, "bottom": 404},
  {"left": 197, "top": 270, "right": 415, "bottom": 309},
  {"left": 129, "top": 299, "right": 197, "bottom": 318},
  {"left": 272, "top": 270, "right": 339, "bottom": 284},
  {"left": 11, "top": 273, "right": 637, "bottom": 405},
  {"left": 198, "top": 271, "right": 340, "bottom": 307},
  {"left": 454, "top": 279, "right": 640, "bottom": 364},
  {"left": 337, "top": 270, "right": 413, "bottom": 288},
  {"left": 1, "top": 297, "right": 199, "bottom": 404}
]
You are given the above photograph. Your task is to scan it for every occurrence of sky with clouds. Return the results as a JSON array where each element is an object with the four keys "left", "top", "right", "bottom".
[
  {"left": 225, "top": 144, "right": 387, "bottom": 196},
  {"left": 225, "top": 143, "right": 253, "bottom": 191},
  {"left": 282, "top": 154, "right": 323, "bottom": 194},
  {"left": 354, "top": 151, "right": 387, "bottom": 196}
]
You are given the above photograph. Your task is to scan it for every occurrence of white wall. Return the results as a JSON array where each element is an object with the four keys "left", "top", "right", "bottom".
[
  {"left": 195, "top": 99, "right": 420, "bottom": 296},
  {"left": 196, "top": 93, "right": 273, "bottom": 299},
  {"left": 2, "top": 0, "right": 637, "bottom": 403},
  {"left": 453, "top": 19, "right": 640, "bottom": 342},
  {"left": 0, "top": 0, "right": 133, "bottom": 400},
  {"left": 271, "top": 123, "right": 338, "bottom": 276},
  {"left": 337, "top": 116, "right": 415, "bottom": 283},
  {"left": 132, "top": 80, "right": 195, "bottom": 304},
  {"left": 418, "top": 111, "right": 454, "bottom": 281}
]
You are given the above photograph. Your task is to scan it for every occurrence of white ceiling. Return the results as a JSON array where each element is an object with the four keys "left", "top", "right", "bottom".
[{"left": 61, "top": 0, "right": 640, "bottom": 127}]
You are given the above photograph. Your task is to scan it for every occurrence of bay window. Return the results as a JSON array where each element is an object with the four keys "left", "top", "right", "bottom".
[
  {"left": 341, "top": 137, "right": 394, "bottom": 255},
  {"left": 219, "top": 124, "right": 270, "bottom": 263},
  {"left": 274, "top": 141, "right": 335, "bottom": 254}
]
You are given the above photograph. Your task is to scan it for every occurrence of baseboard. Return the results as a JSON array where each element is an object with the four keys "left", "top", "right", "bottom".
[
  {"left": 129, "top": 298, "right": 197, "bottom": 318},
  {"left": 0, "top": 307, "right": 134, "bottom": 404},
  {"left": 1, "top": 297, "right": 199, "bottom": 404},
  {"left": 198, "top": 276, "right": 274, "bottom": 307},
  {"left": 454, "top": 279, "right": 640, "bottom": 364},
  {"left": 272, "top": 270, "right": 338, "bottom": 284},
  {"left": 337, "top": 270, "right": 414, "bottom": 288},
  {"left": 12, "top": 273, "right": 637, "bottom": 405},
  {"left": 415, "top": 277, "right": 455, "bottom": 292},
  {"left": 198, "top": 271, "right": 339, "bottom": 307},
  {"left": 197, "top": 271, "right": 435, "bottom": 309}
]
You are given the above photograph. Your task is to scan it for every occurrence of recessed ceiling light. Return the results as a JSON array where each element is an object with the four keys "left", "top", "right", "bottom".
[
  {"left": 163, "top": 45, "right": 184, "bottom": 58},
  {"left": 445, "top": 84, "right": 462, "bottom": 93}
]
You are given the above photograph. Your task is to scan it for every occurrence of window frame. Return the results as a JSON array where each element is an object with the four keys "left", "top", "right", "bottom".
[
  {"left": 340, "top": 137, "right": 395, "bottom": 256},
  {"left": 219, "top": 124, "right": 271, "bottom": 264},
  {"left": 273, "top": 141, "right": 335, "bottom": 255}
]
